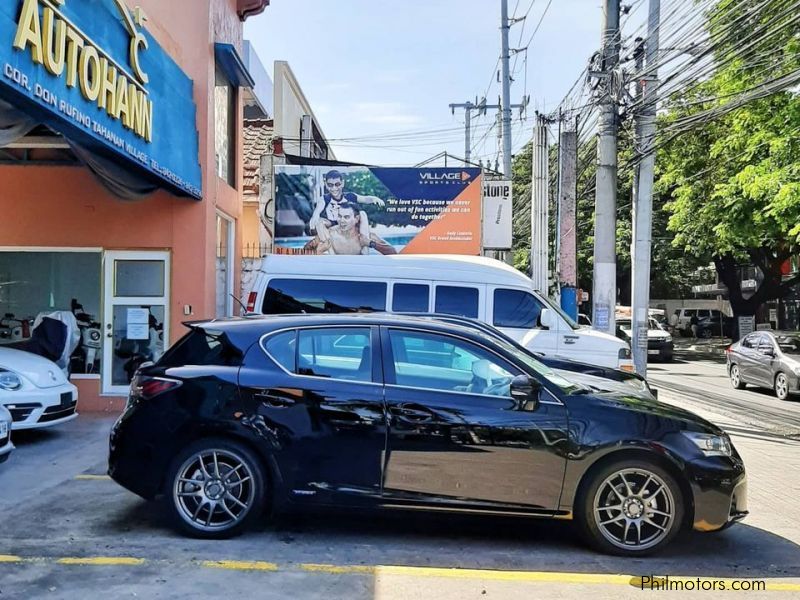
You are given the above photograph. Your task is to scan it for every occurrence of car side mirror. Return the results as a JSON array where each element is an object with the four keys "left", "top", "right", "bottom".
[
  {"left": 510, "top": 375, "right": 541, "bottom": 411},
  {"left": 539, "top": 308, "right": 556, "bottom": 330}
]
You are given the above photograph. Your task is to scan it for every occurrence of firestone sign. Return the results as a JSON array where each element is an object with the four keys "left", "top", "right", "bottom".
[{"left": 0, "top": 0, "right": 202, "bottom": 198}]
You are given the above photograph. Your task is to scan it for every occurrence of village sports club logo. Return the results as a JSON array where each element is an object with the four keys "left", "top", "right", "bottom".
[{"left": 419, "top": 171, "right": 473, "bottom": 185}]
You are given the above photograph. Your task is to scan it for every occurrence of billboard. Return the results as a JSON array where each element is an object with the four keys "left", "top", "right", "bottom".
[
  {"left": 482, "top": 180, "right": 513, "bottom": 250},
  {"left": 273, "top": 166, "right": 482, "bottom": 255}
]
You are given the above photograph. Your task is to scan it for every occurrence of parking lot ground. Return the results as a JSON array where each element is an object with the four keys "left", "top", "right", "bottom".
[{"left": 2, "top": 364, "right": 800, "bottom": 600}]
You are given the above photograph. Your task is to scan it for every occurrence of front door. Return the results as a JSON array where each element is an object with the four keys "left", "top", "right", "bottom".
[
  {"left": 102, "top": 251, "right": 170, "bottom": 395},
  {"left": 380, "top": 326, "right": 568, "bottom": 511}
]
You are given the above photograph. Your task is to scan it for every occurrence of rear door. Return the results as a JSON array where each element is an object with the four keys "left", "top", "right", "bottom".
[
  {"left": 736, "top": 334, "right": 762, "bottom": 384},
  {"left": 240, "top": 325, "right": 387, "bottom": 504},
  {"left": 380, "top": 326, "right": 568, "bottom": 511}
]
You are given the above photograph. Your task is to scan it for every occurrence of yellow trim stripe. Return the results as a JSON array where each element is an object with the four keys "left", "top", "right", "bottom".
[
  {"left": 56, "top": 557, "right": 145, "bottom": 566},
  {"left": 201, "top": 560, "right": 278, "bottom": 571}
]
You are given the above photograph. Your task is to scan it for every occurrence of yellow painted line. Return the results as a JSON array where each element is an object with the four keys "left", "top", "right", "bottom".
[
  {"left": 74, "top": 474, "right": 112, "bottom": 480},
  {"left": 56, "top": 557, "right": 145, "bottom": 566},
  {"left": 378, "top": 566, "right": 632, "bottom": 585},
  {"left": 302, "top": 563, "right": 376, "bottom": 575},
  {"left": 200, "top": 560, "right": 278, "bottom": 571},
  {"left": 0, "top": 555, "right": 22, "bottom": 563}
]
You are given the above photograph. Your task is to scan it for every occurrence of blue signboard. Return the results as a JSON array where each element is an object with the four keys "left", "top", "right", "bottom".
[{"left": 0, "top": 0, "right": 202, "bottom": 198}]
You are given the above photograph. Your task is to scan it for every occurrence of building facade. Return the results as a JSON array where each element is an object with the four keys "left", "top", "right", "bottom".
[{"left": 0, "top": 0, "right": 268, "bottom": 409}]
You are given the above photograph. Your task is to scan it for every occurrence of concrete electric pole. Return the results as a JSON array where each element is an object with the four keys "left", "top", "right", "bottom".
[
  {"left": 631, "top": 0, "right": 661, "bottom": 376},
  {"left": 591, "top": 0, "right": 621, "bottom": 336},
  {"left": 449, "top": 99, "right": 487, "bottom": 164},
  {"left": 558, "top": 125, "right": 578, "bottom": 319},
  {"left": 531, "top": 114, "right": 549, "bottom": 293},
  {"left": 500, "top": 0, "right": 513, "bottom": 176}
]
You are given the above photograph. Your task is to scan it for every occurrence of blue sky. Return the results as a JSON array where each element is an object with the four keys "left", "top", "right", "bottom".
[{"left": 244, "top": 1, "right": 601, "bottom": 166}]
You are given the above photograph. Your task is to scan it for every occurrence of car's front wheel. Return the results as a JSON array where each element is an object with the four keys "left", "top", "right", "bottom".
[
  {"left": 165, "top": 438, "right": 266, "bottom": 539},
  {"left": 577, "top": 460, "right": 685, "bottom": 556},
  {"left": 774, "top": 372, "right": 791, "bottom": 401},
  {"left": 730, "top": 364, "right": 746, "bottom": 389}
]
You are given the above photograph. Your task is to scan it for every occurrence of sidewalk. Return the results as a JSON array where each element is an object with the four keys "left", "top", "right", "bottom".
[{"left": 673, "top": 336, "right": 731, "bottom": 360}]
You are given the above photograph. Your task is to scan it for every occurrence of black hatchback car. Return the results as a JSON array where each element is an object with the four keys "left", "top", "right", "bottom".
[{"left": 109, "top": 314, "right": 747, "bottom": 556}]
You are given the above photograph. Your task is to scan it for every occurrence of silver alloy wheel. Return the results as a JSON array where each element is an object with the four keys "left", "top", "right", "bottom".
[
  {"left": 730, "top": 365, "right": 741, "bottom": 388},
  {"left": 173, "top": 449, "right": 256, "bottom": 532},
  {"left": 593, "top": 468, "right": 676, "bottom": 551},
  {"left": 775, "top": 373, "right": 789, "bottom": 400}
]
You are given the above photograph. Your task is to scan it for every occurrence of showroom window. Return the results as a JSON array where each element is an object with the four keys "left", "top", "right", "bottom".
[{"left": 0, "top": 250, "right": 102, "bottom": 374}]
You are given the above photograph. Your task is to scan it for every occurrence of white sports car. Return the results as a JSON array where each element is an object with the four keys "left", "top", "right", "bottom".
[
  {"left": 0, "top": 347, "right": 79, "bottom": 430},
  {"left": 0, "top": 405, "right": 13, "bottom": 462}
]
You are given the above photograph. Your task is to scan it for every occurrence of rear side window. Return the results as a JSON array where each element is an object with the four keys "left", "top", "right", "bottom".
[
  {"left": 262, "top": 279, "right": 387, "bottom": 314},
  {"left": 435, "top": 286, "right": 479, "bottom": 318},
  {"left": 263, "top": 330, "right": 296, "bottom": 372},
  {"left": 159, "top": 328, "right": 242, "bottom": 367},
  {"left": 742, "top": 334, "right": 759, "bottom": 349},
  {"left": 685, "top": 310, "right": 697, "bottom": 317},
  {"left": 493, "top": 289, "right": 543, "bottom": 328},
  {"left": 392, "top": 283, "right": 430, "bottom": 312},
  {"left": 297, "top": 328, "right": 373, "bottom": 382}
]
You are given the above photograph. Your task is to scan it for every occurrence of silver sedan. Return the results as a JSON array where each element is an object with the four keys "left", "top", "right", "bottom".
[{"left": 727, "top": 331, "right": 800, "bottom": 400}]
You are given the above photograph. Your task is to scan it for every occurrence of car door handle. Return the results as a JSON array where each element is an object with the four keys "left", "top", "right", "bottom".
[
  {"left": 254, "top": 391, "right": 295, "bottom": 408},
  {"left": 392, "top": 404, "right": 434, "bottom": 423}
]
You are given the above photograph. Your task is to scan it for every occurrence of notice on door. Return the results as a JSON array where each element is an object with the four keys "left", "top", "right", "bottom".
[{"left": 126, "top": 308, "right": 149, "bottom": 340}]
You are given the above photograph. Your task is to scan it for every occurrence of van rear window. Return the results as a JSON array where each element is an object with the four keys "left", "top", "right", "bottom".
[{"left": 263, "top": 279, "right": 387, "bottom": 314}]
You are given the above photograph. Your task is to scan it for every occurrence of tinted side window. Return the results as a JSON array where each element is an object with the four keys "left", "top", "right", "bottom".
[
  {"left": 685, "top": 310, "right": 697, "bottom": 317},
  {"left": 493, "top": 289, "right": 543, "bottom": 328},
  {"left": 263, "top": 279, "right": 387, "bottom": 314},
  {"left": 742, "top": 334, "right": 759, "bottom": 349},
  {"left": 297, "top": 328, "right": 373, "bottom": 382},
  {"left": 262, "top": 330, "right": 296, "bottom": 372},
  {"left": 435, "top": 286, "right": 479, "bottom": 318},
  {"left": 392, "top": 283, "right": 430, "bottom": 312},
  {"left": 388, "top": 329, "right": 516, "bottom": 397}
]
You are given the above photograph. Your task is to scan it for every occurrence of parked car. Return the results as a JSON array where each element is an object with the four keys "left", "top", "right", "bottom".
[
  {"left": 615, "top": 318, "right": 673, "bottom": 362},
  {"left": 0, "top": 405, "right": 14, "bottom": 463},
  {"left": 109, "top": 314, "right": 747, "bottom": 556},
  {"left": 671, "top": 308, "right": 725, "bottom": 336},
  {"left": 401, "top": 312, "right": 657, "bottom": 400},
  {"left": 696, "top": 315, "right": 735, "bottom": 339},
  {"left": 0, "top": 347, "right": 79, "bottom": 429},
  {"left": 243, "top": 254, "right": 634, "bottom": 372},
  {"left": 727, "top": 331, "right": 800, "bottom": 400}
]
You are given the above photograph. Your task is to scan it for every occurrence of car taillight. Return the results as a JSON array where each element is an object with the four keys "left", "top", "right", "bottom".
[
  {"left": 246, "top": 291, "right": 258, "bottom": 313},
  {"left": 134, "top": 376, "right": 182, "bottom": 400}
]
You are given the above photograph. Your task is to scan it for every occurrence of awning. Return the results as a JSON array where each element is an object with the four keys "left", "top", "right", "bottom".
[{"left": 215, "top": 44, "right": 256, "bottom": 88}]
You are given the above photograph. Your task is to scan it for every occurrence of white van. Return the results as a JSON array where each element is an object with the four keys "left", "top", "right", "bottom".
[{"left": 244, "top": 254, "right": 634, "bottom": 371}]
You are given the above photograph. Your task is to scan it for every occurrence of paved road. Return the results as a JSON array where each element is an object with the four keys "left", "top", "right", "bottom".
[
  {"left": 1, "top": 361, "right": 799, "bottom": 599},
  {"left": 647, "top": 357, "right": 800, "bottom": 437}
]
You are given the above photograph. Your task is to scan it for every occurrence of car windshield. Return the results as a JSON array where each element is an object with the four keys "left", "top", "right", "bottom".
[
  {"left": 482, "top": 330, "right": 588, "bottom": 394},
  {"left": 536, "top": 292, "right": 580, "bottom": 330},
  {"left": 776, "top": 335, "right": 800, "bottom": 355}
]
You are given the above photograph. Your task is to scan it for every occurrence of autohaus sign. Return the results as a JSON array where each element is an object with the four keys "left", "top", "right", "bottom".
[{"left": 1, "top": 0, "right": 202, "bottom": 198}]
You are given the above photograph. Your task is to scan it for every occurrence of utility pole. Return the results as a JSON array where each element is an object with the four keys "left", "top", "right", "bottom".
[
  {"left": 500, "top": 0, "right": 514, "bottom": 176},
  {"left": 558, "top": 124, "right": 578, "bottom": 320},
  {"left": 631, "top": 0, "right": 661, "bottom": 376},
  {"left": 531, "top": 114, "right": 549, "bottom": 293},
  {"left": 449, "top": 99, "right": 487, "bottom": 164},
  {"left": 591, "top": 0, "right": 621, "bottom": 336}
]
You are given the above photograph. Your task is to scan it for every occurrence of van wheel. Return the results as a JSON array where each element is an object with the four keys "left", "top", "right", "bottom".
[
  {"left": 576, "top": 460, "right": 684, "bottom": 556},
  {"left": 164, "top": 438, "right": 266, "bottom": 539}
]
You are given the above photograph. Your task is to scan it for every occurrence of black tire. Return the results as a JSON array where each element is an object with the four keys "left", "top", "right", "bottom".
[
  {"left": 774, "top": 372, "right": 790, "bottom": 401},
  {"left": 729, "top": 364, "right": 746, "bottom": 390},
  {"left": 164, "top": 438, "right": 266, "bottom": 539},
  {"left": 575, "top": 459, "right": 685, "bottom": 557},
  {"left": 700, "top": 329, "right": 713, "bottom": 339}
]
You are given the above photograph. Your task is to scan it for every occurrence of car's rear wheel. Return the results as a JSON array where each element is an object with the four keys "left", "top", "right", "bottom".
[
  {"left": 165, "top": 438, "right": 266, "bottom": 539},
  {"left": 774, "top": 372, "right": 790, "bottom": 401},
  {"left": 730, "top": 364, "right": 746, "bottom": 389},
  {"left": 576, "top": 460, "right": 684, "bottom": 556},
  {"left": 700, "top": 329, "right": 713, "bottom": 339}
]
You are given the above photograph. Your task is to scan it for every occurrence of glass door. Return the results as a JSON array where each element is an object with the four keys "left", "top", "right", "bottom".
[{"left": 102, "top": 251, "right": 170, "bottom": 395}]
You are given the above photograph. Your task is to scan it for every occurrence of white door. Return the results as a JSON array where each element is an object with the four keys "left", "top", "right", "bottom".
[{"left": 102, "top": 251, "right": 170, "bottom": 395}]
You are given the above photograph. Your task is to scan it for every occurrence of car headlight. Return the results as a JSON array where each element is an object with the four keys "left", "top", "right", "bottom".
[
  {"left": 683, "top": 431, "right": 732, "bottom": 457},
  {"left": 665, "top": 335, "right": 673, "bottom": 343},
  {"left": 0, "top": 369, "right": 22, "bottom": 391}
]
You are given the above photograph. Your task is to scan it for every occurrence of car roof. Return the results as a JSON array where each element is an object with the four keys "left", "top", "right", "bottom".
[{"left": 260, "top": 254, "right": 535, "bottom": 288}]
